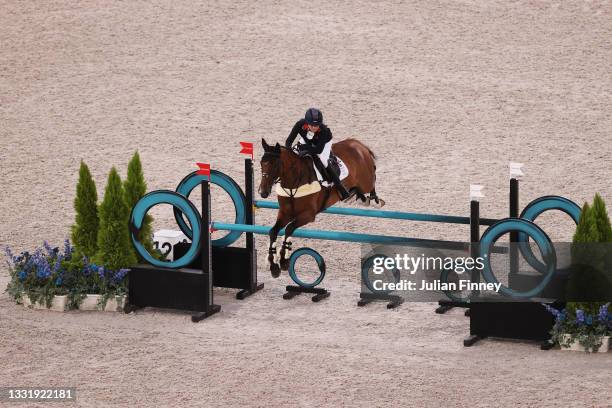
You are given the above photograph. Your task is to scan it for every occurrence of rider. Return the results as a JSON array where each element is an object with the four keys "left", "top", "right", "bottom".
[{"left": 285, "top": 108, "right": 351, "bottom": 200}]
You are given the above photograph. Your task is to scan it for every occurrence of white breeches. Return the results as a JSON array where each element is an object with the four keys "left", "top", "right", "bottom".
[{"left": 298, "top": 136, "right": 332, "bottom": 166}]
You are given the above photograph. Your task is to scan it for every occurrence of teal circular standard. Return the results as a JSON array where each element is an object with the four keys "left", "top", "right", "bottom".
[
  {"left": 130, "top": 190, "right": 202, "bottom": 269},
  {"left": 361, "top": 254, "right": 401, "bottom": 294},
  {"left": 439, "top": 266, "right": 472, "bottom": 302},
  {"left": 174, "top": 170, "right": 247, "bottom": 248},
  {"left": 480, "top": 218, "right": 556, "bottom": 298},
  {"left": 518, "top": 196, "right": 581, "bottom": 274},
  {"left": 288, "top": 247, "right": 326, "bottom": 288}
]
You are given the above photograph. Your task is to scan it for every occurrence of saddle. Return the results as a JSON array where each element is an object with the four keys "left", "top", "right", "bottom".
[
  {"left": 276, "top": 152, "right": 348, "bottom": 197},
  {"left": 327, "top": 155, "right": 341, "bottom": 178}
]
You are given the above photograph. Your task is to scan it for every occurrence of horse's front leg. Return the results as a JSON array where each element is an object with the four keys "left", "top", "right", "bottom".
[
  {"left": 269, "top": 217, "right": 289, "bottom": 278},
  {"left": 279, "top": 214, "right": 315, "bottom": 271}
]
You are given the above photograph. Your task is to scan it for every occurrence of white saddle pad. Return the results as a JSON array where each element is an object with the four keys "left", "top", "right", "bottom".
[
  {"left": 275, "top": 157, "right": 350, "bottom": 197},
  {"left": 316, "top": 157, "right": 349, "bottom": 187}
]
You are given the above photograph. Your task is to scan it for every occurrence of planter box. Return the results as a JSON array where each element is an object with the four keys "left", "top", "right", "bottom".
[
  {"left": 560, "top": 335, "right": 610, "bottom": 353},
  {"left": 79, "top": 294, "right": 104, "bottom": 311},
  {"left": 22, "top": 295, "right": 67, "bottom": 312},
  {"left": 21, "top": 294, "right": 125, "bottom": 312},
  {"left": 103, "top": 296, "right": 126, "bottom": 312},
  {"left": 76, "top": 294, "right": 126, "bottom": 311}
]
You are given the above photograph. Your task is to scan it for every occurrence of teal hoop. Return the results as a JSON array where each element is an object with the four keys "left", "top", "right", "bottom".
[
  {"left": 518, "top": 196, "right": 581, "bottom": 274},
  {"left": 480, "top": 218, "right": 557, "bottom": 298},
  {"left": 439, "top": 266, "right": 473, "bottom": 302},
  {"left": 174, "top": 169, "right": 247, "bottom": 248},
  {"left": 130, "top": 190, "right": 201, "bottom": 269},
  {"left": 361, "top": 254, "right": 401, "bottom": 294},
  {"left": 288, "top": 248, "right": 326, "bottom": 288}
]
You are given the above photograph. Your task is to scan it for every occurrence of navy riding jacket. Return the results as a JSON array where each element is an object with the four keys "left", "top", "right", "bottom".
[{"left": 285, "top": 119, "right": 333, "bottom": 155}]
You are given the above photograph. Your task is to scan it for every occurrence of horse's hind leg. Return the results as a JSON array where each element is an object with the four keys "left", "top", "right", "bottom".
[
  {"left": 350, "top": 188, "right": 367, "bottom": 205},
  {"left": 368, "top": 188, "right": 385, "bottom": 207}
]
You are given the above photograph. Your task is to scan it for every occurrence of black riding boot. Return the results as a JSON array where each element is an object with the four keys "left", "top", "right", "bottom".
[
  {"left": 313, "top": 157, "right": 350, "bottom": 200},
  {"left": 328, "top": 167, "right": 351, "bottom": 200}
]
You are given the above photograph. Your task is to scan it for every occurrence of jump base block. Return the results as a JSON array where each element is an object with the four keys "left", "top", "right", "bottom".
[
  {"left": 358, "top": 292, "right": 404, "bottom": 309},
  {"left": 283, "top": 285, "right": 330, "bottom": 302},
  {"left": 127, "top": 264, "right": 219, "bottom": 320},
  {"left": 465, "top": 301, "right": 557, "bottom": 346},
  {"left": 174, "top": 244, "right": 263, "bottom": 298}
]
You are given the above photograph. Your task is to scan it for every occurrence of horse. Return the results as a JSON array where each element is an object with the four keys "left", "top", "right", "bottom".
[{"left": 259, "top": 138, "right": 384, "bottom": 277}]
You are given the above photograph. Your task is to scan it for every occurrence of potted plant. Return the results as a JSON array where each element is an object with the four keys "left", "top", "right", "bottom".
[
  {"left": 5, "top": 240, "right": 130, "bottom": 312},
  {"left": 544, "top": 303, "right": 611, "bottom": 352},
  {"left": 5, "top": 241, "right": 73, "bottom": 311},
  {"left": 544, "top": 194, "right": 612, "bottom": 352}
]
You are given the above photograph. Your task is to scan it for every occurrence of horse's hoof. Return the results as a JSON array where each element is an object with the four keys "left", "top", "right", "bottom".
[
  {"left": 378, "top": 198, "right": 386, "bottom": 207},
  {"left": 270, "top": 263, "right": 281, "bottom": 278},
  {"left": 280, "top": 258, "right": 290, "bottom": 271},
  {"left": 363, "top": 197, "right": 371, "bottom": 207}
]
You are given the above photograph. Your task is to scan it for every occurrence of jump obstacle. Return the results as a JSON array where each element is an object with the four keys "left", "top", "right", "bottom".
[{"left": 127, "top": 158, "right": 581, "bottom": 346}]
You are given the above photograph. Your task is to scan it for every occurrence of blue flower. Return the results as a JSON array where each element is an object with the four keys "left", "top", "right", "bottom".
[
  {"left": 82, "top": 260, "right": 99, "bottom": 276},
  {"left": 5, "top": 246, "right": 13, "bottom": 261},
  {"left": 43, "top": 241, "right": 54, "bottom": 256},
  {"left": 4, "top": 246, "right": 21, "bottom": 266},
  {"left": 32, "top": 249, "right": 51, "bottom": 279},
  {"left": 112, "top": 268, "right": 129, "bottom": 284},
  {"left": 63, "top": 239, "right": 73, "bottom": 257},
  {"left": 98, "top": 266, "right": 106, "bottom": 279},
  {"left": 55, "top": 277, "right": 63, "bottom": 286},
  {"left": 18, "top": 271, "right": 27, "bottom": 281},
  {"left": 36, "top": 264, "right": 51, "bottom": 279},
  {"left": 586, "top": 315, "right": 593, "bottom": 325},
  {"left": 559, "top": 310, "right": 567, "bottom": 322},
  {"left": 542, "top": 303, "right": 565, "bottom": 321},
  {"left": 598, "top": 304, "right": 610, "bottom": 322},
  {"left": 52, "top": 255, "right": 63, "bottom": 274},
  {"left": 575, "top": 309, "right": 586, "bottom": 325}
]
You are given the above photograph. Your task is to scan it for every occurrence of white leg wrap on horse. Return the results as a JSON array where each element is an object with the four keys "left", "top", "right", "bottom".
[{"left": 282, "top": 240, "right": 292, "bottom": 254}]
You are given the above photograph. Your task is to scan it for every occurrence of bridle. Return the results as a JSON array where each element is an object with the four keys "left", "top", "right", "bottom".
[
  {"left": 261, "top": 150, "right": 281, "bottom": 186},
  {"left": 261, "top": 147, "right": 313, "bottom": 199}
]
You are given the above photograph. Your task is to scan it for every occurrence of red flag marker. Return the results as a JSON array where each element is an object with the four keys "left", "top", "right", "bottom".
[
  {"left": 196, "top": 162, "right": 211, "bottom": 177},
  {"left": 239, "top": 141, "right": 254, "bottom": 160}
]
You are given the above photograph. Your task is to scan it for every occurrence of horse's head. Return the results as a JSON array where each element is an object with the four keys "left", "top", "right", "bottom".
[{"left": 259, "top": 138, "right": 282, "bottom": 198}]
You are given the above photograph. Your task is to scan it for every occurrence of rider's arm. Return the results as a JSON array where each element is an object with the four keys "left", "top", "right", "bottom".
[
  {"left": 285, "top": 119, "right": 307, "bottom": 148},
  {"left": 307, "top": 126, "right": 332, "bottom": 154}
]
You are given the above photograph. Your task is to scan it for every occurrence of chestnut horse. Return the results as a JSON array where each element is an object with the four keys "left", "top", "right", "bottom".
[{"left": 259, "top": 138, "right": 384, "bottom": 277}]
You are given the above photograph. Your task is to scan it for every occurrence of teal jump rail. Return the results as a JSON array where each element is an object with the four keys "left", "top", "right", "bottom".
[
  {"left": 254, "top": 200, "right": 498, "bottom": 226},
  {"left": 212, "top": 222, "right": 472, "bottom": 251}
]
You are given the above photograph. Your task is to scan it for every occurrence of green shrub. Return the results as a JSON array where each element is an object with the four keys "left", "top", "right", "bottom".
[
  {"left": 123, "top": 151, "right": 155, "bottom": 262},
  {"left": 71, "top": 161, "right": 99, "bottom": 258},
  {"left": 94, "top": 167, "right": 137, "bottom": 270},
  {"left": 547, "top": 194, "right": 612, "bottom": 350},
  {"left": 567, "top": 197, "right": 612, "bottom": 305}
]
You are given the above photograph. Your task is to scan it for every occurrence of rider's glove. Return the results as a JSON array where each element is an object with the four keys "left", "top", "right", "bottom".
[{"left": 297, "top": 144, "right": 313, "bottom": 157}]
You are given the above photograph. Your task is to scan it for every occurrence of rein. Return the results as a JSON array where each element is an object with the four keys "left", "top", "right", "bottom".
[{"left": 265, "top": 148, "right": 314, "bottom": 199}]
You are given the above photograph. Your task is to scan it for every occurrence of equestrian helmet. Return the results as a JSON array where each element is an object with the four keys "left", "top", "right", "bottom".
[{"left": 305, "top": 108, "right": 323, "bottom": 126}]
